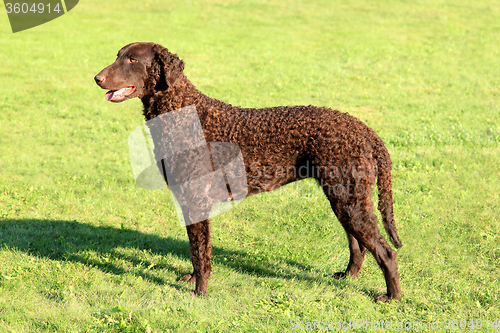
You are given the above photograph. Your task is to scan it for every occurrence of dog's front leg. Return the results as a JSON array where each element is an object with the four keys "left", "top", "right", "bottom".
[{"left": 182, "top": 219, "right": 212, "bottom": 295}]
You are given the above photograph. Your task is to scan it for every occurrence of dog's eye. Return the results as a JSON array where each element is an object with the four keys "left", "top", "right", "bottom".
[{"left": 130, "top": 57, "right": 138, "bottom": 63}]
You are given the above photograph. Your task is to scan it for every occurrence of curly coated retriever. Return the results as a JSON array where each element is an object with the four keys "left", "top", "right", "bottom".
[{"left": 94, "top": 42, "right": 403, "bottom": 302}]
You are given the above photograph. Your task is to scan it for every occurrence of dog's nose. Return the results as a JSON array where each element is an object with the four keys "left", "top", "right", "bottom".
[{"left": 94, "top": 74, "right": 105, "bottom": 85}]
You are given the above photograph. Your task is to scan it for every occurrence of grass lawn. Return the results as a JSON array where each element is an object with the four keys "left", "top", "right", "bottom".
[{"left": 0, "top": 0, "right": 499, "bottom": 331}]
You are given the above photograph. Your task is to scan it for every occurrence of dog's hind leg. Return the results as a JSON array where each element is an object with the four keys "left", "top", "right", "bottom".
[
  {"left": 181, "top": 219, "right": 213, "bottom": 295},
  {"left": 355, "top": 226, "right": 401, "bottom": 302},
  {"left": 329, "top": 197, "right": 401, "bottom": 302},
  {"left": 334, "top": 232, "right": 367, "bottom": 279}
]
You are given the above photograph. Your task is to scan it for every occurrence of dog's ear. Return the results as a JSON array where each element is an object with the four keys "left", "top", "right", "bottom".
[{"left": 151, "top": 44, "right": 185, "bottom": 90}]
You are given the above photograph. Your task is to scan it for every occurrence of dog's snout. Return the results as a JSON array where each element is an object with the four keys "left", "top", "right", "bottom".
[{"left": 94, "top": 74, "right": 105, "bottom": 85}]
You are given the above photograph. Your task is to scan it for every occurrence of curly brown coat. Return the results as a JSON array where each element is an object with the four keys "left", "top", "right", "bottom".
[{"left": 95, "top": 42, "right": 403, "bottom": 302}]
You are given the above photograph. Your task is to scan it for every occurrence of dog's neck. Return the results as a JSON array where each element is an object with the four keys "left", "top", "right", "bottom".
[
  {"left": 141, "top": 76, "right": 201, "bottom": 120},
  {"left": 140, "top": 76, "right": 235, "bottom": 130}
]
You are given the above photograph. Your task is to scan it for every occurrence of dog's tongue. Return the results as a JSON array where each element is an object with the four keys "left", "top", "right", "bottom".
[
  {"left": 105, "top": 90, "right": 115, "bottom": 101},
  {"left": 105, "top": 87, "right": 135, "bottom": 102}
]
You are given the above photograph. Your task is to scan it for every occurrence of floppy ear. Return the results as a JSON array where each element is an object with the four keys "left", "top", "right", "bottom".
[{"left": 151, "top": 44, "right": 185, "bottom": 90}]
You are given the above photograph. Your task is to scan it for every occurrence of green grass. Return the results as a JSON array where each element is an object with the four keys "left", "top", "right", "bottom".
[{"left": 0, "top": 0, "right": 499, "bottom": 331}]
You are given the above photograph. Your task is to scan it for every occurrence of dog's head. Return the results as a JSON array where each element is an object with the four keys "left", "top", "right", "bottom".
[{"left": 94, "top": 42, "right": 185, "bottom": 102}]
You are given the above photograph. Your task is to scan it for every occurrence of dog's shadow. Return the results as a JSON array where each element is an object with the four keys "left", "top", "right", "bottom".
[{"left": 0, "top": 218, "right": 351, "bottom": 290}]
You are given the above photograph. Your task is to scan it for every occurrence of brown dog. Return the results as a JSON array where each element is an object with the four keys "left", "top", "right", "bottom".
[{"left": 95, "top": 42, "right": 402, "bottom": 302}]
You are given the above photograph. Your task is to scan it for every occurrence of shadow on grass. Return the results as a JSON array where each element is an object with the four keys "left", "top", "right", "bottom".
[{"left": 0, "top": 218, "right": 349, "bottom": 289}]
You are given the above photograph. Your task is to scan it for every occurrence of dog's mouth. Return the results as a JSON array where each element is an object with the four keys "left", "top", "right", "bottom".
[{"left": 105, "top": 86, "right": 136, "bottom": 102}]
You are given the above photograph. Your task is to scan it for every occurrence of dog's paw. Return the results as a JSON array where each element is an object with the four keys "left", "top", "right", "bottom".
[
  {"left": 333, "top": 272, "right": 347, "bottom": 279},
  {"left": 375, "top": 292, "right": 401, "bottom": 302},
  {"left": 375, "top": 294, "right": 401, "bottom": 303},
  {"left": 181, "top": 273, "right": 196, "bottom": 284},
  {"left": 189, "top": 288, "right": 208, "bottom": 297}
]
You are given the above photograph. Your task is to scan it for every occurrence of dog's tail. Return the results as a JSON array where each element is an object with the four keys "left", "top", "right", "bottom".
[{"left": 373, "top": 135, "right": 403, "bottom": 248}]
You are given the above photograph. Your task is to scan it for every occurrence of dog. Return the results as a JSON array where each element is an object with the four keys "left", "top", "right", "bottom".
[{"left": 95, "top": 42, "right": 402, "bottom": 301}]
